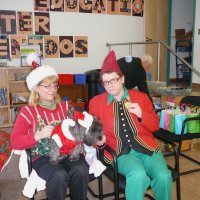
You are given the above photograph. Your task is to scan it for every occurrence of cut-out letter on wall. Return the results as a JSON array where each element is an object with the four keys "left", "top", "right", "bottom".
[
  {"left": 0, "top": 35, "right": 10, "bottom": 59},
  {"left": 17, "top": 12, "right": 33, "bottom": 35},
  {"left": 75, "top": 36, "right": 88, "bottom": 57},
  {"left": 0, "top": 10, "right": 16, "bottom": 35},
  {"left": 107, "top": 0, "right": 119, "bottom": 15},
  {"left": 92, "top": 0, "right": 106, "bottom": 14},
  {"left": 44, "top": 35, "right": 59, "bottom": 58},
  {"left": 132, "top": 0, "right": 144, "bottom": 17},
  {"left": 119, "top": 0, "right": 131, "bottom": 16},
  {"left": 65, "top": 0, "right": 78, "bottom": 12},
  {"left": 79, "top": 0, "right": 92, "bottom": 13},
  {"left": 34, "top": 0, "right": 50, "bottom": 11},
  {"left": 50, "top": 0, "right": 64, "bottom": 12},
  {"left": 28, "top": 35, "right": 44, "bottom": 57},
  {"left": 10, "top": 35, "right": 27, "bottom": 58},
  {"left": 59, "top": 36, "right": 73, "bottom": 57},
  {"left": 34, "top": 12, "right": 50, "bottom": 35}
]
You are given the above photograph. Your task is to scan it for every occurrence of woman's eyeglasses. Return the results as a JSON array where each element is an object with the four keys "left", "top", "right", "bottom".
[
  {"left": 39, "top": 84, "right": 59, "bottom": 90},
  {"left": 102, "top": 77, "right": 121, "bottom": 86}
]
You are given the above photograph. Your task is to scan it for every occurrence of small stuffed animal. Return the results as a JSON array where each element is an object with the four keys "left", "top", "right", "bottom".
[{"left": 49, "top": 111, "right": 104, "bottom": 163}]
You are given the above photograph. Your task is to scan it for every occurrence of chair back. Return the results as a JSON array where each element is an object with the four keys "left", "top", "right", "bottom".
[{"left": 180, "top": 96, "right": 200, "bottom": 107}]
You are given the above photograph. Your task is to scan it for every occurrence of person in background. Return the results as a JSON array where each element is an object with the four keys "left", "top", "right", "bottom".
[
  {"left": 117, "top": 53, "right": 153, "bottom": 100},
  {"left": 11, "top": 65, "right": 89, "bottom": 200},
  {"left": 89, "top": 51, "right": 172, "bottom": 200},
  {"left": 140, "top": 54, "right": 153, "bottom": 72}
]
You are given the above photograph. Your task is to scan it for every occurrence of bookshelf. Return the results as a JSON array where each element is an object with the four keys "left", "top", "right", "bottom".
[
  {"left": 0, "top": 67, "right": 89, "bottom": 128},
  {"left": 0, "top": 66, "right": 31, "bottom": 128}
]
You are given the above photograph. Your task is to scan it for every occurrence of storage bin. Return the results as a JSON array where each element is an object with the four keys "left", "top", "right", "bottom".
[
  {"left": 75, "top": 74, "right": 86, "bottom": 85},
  {"left": 58, "top": 74, "right": 74, "bottom": 85}
]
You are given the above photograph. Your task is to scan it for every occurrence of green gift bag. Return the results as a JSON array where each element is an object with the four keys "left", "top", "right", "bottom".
[
  {"left": 186, "top": 113, "right": 200, "bottom": 133},
  {"left": 169, "top": 113, "right": 175, "bottom": 133}
]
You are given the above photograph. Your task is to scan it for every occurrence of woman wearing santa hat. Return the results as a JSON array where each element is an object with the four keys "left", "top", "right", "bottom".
[
  {"left": 89, "top": 51, "right": 172, "bottom": 200},
  {"left": 11, "top": 57, "right": 89, "bottom": 200}
]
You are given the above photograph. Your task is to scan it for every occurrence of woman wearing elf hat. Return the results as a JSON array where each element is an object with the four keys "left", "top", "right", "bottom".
[
  {"left": 89, "top": 51, "right": 172, "bottom": 200},
  {"left": 11, "top": 56, "right": 89, "bottom": 200}
]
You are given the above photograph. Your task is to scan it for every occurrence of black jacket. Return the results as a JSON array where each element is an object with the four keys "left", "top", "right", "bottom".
[{"left": 117, "top": 57, "right": 151, "bottom": 100}]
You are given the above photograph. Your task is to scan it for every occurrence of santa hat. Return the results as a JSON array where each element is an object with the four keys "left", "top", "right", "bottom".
[
  {"left": 26, "top": 65, "right": 58, "bottom": 91},
  {"left": 100, "top": 50, "right": 122, "bottom": 77},
  {"left": 26, "top": 52, "right": 40, "bottom": 69}
]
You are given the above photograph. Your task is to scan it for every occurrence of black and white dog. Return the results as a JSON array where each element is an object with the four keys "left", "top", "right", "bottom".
[{"left": 50, "top": 111, "right": 104, "bottom": 163}]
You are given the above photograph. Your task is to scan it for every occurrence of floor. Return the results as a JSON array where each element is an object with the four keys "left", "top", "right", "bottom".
[{"left": 0, "top": 147, "right": 200, "bottom": 200}]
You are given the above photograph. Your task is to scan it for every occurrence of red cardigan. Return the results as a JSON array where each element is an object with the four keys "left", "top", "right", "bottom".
[{"left": 89, "top": 90, "right": 160, "bottom": 163}]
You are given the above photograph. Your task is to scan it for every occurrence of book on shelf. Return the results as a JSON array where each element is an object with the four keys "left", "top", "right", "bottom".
[
  {"left": 0, "top": 88, "right": 7, "bottom": 106},
  {"left": 10, "top": 107, "right": 21, "bottom": 123}
]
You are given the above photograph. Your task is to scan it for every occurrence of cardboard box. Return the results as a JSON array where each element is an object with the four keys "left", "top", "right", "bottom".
[{"left": 175, "top": 29, "right": 192, "bottom": 46}]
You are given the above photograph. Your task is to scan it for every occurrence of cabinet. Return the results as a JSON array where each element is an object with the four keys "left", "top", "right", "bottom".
[
  {"left": 175, "top": 40, "right": 192, "bottom": 82},
  {"left": 58, "top": 84, "right": 88, "bottom": 102},
  {"left": 0, "top": 66, "right": 31, "bottom": 128}
]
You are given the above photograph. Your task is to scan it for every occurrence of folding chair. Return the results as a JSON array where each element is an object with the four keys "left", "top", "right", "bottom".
[
  {"left": 25, "top": 148, "right": 103, "bottom": 200},
  {"left": 98, "top": 145, "right": 179, "bottom": 200},
  {"left": 153, "top": 95, "right": 200, "bottom": 200}
]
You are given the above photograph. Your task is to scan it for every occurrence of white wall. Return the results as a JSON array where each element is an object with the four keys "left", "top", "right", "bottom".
[
  {"left": 170, "top": 0, "right": 194, "bottom": 79},
  {"left": 192, "top": 0, "right": 200, "bottom": 84},
  {"left": 1, "top": 0, "right": 144, "bottom": 74}
]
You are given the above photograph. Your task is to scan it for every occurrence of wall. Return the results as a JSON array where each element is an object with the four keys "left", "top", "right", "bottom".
[
  {"left": 170, "top": 0, "right": 194, "bottom": 79},
  {"left": 1, "top": 0, "right": 144, "bottom": 74},
  {"left": 192, "top": 0, "right": 200, "bottom": 84}
]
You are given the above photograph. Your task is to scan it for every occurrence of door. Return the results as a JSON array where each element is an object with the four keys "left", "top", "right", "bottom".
[{"left": 144, "top": 0, "right": 169, "bottom": 81}]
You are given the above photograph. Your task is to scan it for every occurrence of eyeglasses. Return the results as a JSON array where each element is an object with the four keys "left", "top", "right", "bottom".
[
  {"left": 102, "top": 77, "right": 121, "bottom": 86},
  {"left": 39, "top": 84, "right": 59, "bottom": 90}
]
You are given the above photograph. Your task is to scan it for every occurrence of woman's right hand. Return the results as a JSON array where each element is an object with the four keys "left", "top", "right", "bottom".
[{"left": 34, "top": 125, "right": 54, "bottom": 141}]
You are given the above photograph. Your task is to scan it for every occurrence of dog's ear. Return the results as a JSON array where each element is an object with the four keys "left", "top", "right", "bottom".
[
  {"left": 61, "top": 119, "right": 76, "bottom": 141},
  {"left": 69, "top": 122, "right": 87, "bottom": 142},
  {"left": 84, "top": 117, "right": 104, "bottom": 146}
]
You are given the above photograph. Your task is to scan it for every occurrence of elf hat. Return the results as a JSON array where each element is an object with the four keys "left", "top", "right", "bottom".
[
  {"left": 100, "top": 50, "right": 122, "bottom": 77},
  {"left": 26, "top": 65, "right": 58, "bottom": 91}
]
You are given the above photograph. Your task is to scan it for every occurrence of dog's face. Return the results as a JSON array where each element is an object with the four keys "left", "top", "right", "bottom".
[
  {"left": 83, "top": 117, "right": 104, "bottom": 146},
  {"left": 68, "top": 117, "right": 104, "bottom": 146}
]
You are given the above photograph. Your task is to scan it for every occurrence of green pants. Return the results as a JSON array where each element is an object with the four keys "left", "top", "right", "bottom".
[{"left": 116, "top": 149, "right": 172, "bottom": 200}]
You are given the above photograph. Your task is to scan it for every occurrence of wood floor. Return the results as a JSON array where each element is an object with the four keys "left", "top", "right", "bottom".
[{"left": 0, "top": 147, "right": 199, "bottom": 200}]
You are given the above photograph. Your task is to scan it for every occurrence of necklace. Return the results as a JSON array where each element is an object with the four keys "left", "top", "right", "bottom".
[{"left": 39, "top": 101, "right": 56, "bottom": 110}]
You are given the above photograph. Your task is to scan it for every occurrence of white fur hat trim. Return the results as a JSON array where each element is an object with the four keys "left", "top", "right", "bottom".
[
  {"left": 26, "top": 52, "right": 40, "bottom": 66},
  {"left": 61, "top": 119, "right": 76, "bottom": 141},
  {"left": 78, "top": 111, "right": 93, "bottom": 133},
  {"left": 26, "top": 65, "right": 58, "bottom": 91}
]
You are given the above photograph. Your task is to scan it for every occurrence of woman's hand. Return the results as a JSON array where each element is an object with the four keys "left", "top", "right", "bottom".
[
  {"left": 128, "top": 103, "right": 142, "bottom": 118},
  {"left": 96, "top": 135, "right": 106, "bottom": 146},
  {"left": 34, "top": 125, "right": 54, "bottom": 141}
]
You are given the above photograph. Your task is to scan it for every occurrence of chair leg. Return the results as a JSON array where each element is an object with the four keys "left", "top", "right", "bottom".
[
  {"left": 98, "top": 174, "right": 103, "bottom": 200},
  {"left": 176, "top": 176, "right": 181, "bottom": 200},
  {"left": 87, "top": 175, "right": 104, "bottom": 199},
  {"left": 175, "top": 144, "right": 181, "bottom": 200}
]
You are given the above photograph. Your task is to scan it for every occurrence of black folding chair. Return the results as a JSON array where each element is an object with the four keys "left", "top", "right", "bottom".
[
  {"left": 98, "top": 145, "right": 179, "bottom": 200},
  {"left": 25, "top": 148, "right": 103, "bottom": 200},
  {"left": 153, "top": 96, "right": 200, "bottom": 200}
]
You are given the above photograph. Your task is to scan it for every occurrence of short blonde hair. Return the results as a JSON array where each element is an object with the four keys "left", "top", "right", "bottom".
[
  {"left": 140, "top": 54, "right": 153, "bottom": 71},
  {"left": 28, "top": 76, "right": 61, "bottom": 106}
]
